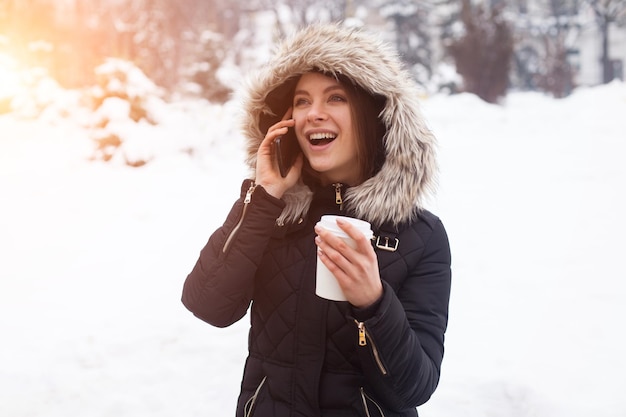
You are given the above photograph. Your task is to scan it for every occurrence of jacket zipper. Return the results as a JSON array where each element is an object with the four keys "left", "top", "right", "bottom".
[
  {"left": 332, "top": 183, "right": 343, "bottom": 210},
  {"left": 222, "top": 182, "right": 257, "bottom": 254},
  {"left": 355, "top": 321, "right": 388, "bottom": 375},
  {"left": 243, "top": 376, "right": 267, "bottom": 417},
  {"left": 360, "top": 387, "right": 387, "bottom": 417}
]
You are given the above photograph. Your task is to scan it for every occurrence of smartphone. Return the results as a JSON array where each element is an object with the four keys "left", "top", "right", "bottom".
[{"left": 274, "top": 130, "right": 301, "bottom": 177}]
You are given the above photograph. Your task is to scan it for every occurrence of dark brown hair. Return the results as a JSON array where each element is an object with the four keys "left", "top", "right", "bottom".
[{"left": 337, "top": 74, "right": 387, "bottom": 183}]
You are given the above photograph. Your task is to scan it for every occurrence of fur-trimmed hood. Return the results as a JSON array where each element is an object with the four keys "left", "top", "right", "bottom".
[{"left": 240, "top": 24, "right": 438, "bottom": 228}]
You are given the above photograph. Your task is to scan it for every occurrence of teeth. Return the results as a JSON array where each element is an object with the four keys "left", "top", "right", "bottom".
[{"left": 309, "top": 132, "right": 337, "bottom": 140}]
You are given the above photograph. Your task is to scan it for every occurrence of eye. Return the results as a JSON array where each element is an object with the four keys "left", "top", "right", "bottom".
[
  {"left": 329, "top": 94, "right": 347, "bottom": 102},
  {"left": 294, "top": 97, "right": 309, "bottom": 106}
]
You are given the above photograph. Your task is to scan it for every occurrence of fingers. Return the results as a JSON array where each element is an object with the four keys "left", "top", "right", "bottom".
[
  {"left": 314, "top": 222, "right": 373, "bottom": 272},
  {"left": 315, "top": 222, "right": 382, "bottom": 308},
  {"left": 259, "top": 108, "right": 294, "bottom": 150},
  {"left": 265, "top": 108, "right": 294, "bottom": 144},
  {"left": 335, "top": 218, "right": 373, "bottom": 252},
  {"left": 255, "top": 108, "right": 298, "bottom": 198},
  {"left": 316, "top": 219, "right": 372, "bottom": 261},
  {"left": 314, "top": 234, "right": 349, "bottom": 282},
  {"left": 260, "top": 118, "right": 295, "bottom": 152}
]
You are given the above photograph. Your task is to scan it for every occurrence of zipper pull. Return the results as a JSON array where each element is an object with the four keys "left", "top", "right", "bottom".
[
  {"left": 244, "top": 182, "right": 257, "bottom": 204},
  {"left": 333, "top": 183, "right": 343, "bottom": 210},
  {"left": 355, "top": 321, "right": 388, "bottom": 375},
  {"left": 222, "top": 182, "right": 256, "bottom": 254},
  {"left": 356, "top": 321, "right": 367, "bottom": 346}
]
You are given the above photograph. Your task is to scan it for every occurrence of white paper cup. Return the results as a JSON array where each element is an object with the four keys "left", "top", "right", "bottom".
[{"left": 315, "top": 215, "right": 373, "bottom": 301}]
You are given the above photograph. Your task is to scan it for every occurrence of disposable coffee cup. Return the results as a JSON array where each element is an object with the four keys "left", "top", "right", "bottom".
[{"left": 315, "top": 215, "right": 373, "bottom": 301}]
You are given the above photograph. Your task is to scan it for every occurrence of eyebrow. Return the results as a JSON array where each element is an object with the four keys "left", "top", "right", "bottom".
[{"left": 294, "top": 84, "right": 346, "bottom": 97}]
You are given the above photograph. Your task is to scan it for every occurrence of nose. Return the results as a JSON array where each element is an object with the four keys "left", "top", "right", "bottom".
[{"left": 306, "top": 102, "right": 328, "bottom": 122}]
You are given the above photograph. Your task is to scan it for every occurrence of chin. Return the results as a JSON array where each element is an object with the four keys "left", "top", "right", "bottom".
[{"left": 308, "top": 163, "right": 333, "bottom": 176}]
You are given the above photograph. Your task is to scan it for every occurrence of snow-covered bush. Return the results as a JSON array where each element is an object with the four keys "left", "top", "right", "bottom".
[
  {"left": 431, "top": 62, "right": 462, "bottom": 94},
  {"left": 87, "top": 58, "right": 165, "bottom": 124},
  {"left": 1, "top": 64, "right": 82, "bottom": 120},
  {"left": 10, "top": 68, "right": 64, "bottom": 118},
  {"left": 86, "top": 59, "right": 169, "bottom": 167}
]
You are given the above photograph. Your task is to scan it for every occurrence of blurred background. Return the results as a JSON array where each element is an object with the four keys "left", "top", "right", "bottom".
[{"left": 1, "top": 0, "right": 625, "bottom": 111}]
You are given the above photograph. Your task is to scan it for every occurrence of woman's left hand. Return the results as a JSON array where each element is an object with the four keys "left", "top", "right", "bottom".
[{"left": 315, "top": 218, "right": 383, "bottom": 308}]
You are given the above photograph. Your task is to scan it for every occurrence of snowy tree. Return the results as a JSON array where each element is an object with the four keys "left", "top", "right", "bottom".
[
  {"left": 586, "top": 0, "right": 626, "bottom": 82},
  {"left": 538, "top": 0, "right": 580, "bottom": 96},
  {"left": 447, "top": 0, "right": 514, "bottom": 102},
  {"left": 381, "top": 0, "right": 438, "bottom": 87},
  {"left": 510, "top": 0, "right": 581, "bottom": 97}
]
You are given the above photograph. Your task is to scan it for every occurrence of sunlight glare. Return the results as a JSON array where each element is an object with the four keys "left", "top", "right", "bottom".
[{"left": 0, "top": 53, "right": 22, "bottom": 105}]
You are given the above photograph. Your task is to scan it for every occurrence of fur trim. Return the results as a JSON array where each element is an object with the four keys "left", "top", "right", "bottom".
[{"left": 240, "top": 24, "right": 438, "bottom": 228}]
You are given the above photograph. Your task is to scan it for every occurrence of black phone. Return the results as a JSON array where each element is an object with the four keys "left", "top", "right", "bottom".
[{"left": 274, "top": 130, "right": 301, "bottom": 177}]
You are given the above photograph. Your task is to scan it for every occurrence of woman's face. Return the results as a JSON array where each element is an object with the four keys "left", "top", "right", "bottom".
[{"left": 292, "top": 72, "right": 359, "bottom": 186}]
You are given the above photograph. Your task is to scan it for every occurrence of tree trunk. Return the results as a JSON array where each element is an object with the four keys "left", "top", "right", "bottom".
[{"left": 601, "top": 20, "right": 612, "bottom": 83}]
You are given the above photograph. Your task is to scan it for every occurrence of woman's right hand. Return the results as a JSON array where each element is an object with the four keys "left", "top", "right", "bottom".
[{"left": 255, "top": 108, "right": 303, "bottom": 199}]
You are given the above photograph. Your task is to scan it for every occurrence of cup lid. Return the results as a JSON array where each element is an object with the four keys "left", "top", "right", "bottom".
[{"left": 317, "top": 215, "right": 373, "bottom": 239}]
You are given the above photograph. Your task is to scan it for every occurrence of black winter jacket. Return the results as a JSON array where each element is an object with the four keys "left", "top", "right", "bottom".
[{"left": 182, "top": 180, "right": 451, "bottom": 416}]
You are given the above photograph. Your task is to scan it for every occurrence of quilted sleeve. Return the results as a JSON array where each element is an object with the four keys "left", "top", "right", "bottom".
[
  {"left": 353, "top": 217, "right": 452, "bottom": 410},
  {"left": 181, "top": 180, "right": 286, "bottom": 327}
]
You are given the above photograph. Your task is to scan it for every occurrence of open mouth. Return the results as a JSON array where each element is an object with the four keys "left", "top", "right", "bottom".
[{"left": 309, "top": 132, "right": 337, "bottom": 146}]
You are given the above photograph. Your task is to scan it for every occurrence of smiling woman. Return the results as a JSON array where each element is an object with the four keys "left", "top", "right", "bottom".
[{"left": 182, "top": 23, "right": 451, "bottom": 417}]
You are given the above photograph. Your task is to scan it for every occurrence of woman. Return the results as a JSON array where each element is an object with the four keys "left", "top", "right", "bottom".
[{"left": 182, "top": 24, "right": 451, "bottom": 417}]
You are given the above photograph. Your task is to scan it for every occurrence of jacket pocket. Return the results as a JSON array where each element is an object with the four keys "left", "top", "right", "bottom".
[
  {"left": 360, "top": 387, "right": 386, "bottom": 417},
  {"left": 243, "top": 376, "right": 267, "bottom": 417}
]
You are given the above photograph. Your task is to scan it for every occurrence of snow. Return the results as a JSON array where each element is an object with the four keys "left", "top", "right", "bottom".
[{"left": 1, "top": 80, "right": 625, "bottom": 416}]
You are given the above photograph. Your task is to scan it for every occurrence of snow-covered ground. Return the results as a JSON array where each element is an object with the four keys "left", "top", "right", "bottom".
[{"left": 1, "top": 81, "right": 625, "bottom": 417}]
